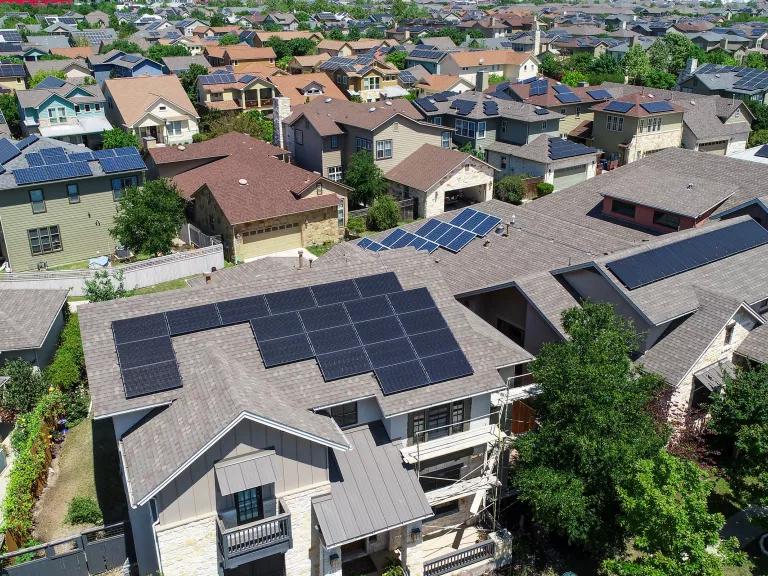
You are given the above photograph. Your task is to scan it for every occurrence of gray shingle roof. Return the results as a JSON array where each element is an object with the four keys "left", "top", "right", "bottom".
[
  {"left": 0, "top": 289, "right": 67, "bottom": 351},
  {"left": 736, "top": 323, "right": 768, "bottom": 364}
]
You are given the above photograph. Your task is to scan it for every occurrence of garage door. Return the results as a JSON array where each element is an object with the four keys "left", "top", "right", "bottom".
[
  {"left": 553, "top": 165, "right": 586, "bottom": 190},
  {"left": 239, "top": 223, "right": 301, "bottom": 260},
  {"left": 698, "top": 140, "right": 727, "bottom": 155}
]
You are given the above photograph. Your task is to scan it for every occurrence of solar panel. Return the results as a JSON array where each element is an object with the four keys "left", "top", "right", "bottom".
[
  {"left": 399, "top": 70, "right": 417, "bottom": 83},
  {"left": 166, "top": 304, "right": 221, "bottom": 336},
  {"left": 409, "top": 328, "right": 460, "bottom": 358},
  {"left": 116, "top": 335, "right": 175, "bottom": 370},
  {"left": 483, "top": 100, "right": 499, "bottom": 116},
  {"left": 380, "top": 228, "right": 408, "bottom": 248},
  {"left": 345, "top": 295, "right": 393, "bottom": 323},
  {"left": 93, "top": 149, "right": 116, "bottom": 159},
  {"left": 529, "top": 80, "right": 548, "bottom": 96},
  {"left": 553, "top": 84, "right": 572, "bottom": 94},
  {"left": 555, "top": 92, "right": 581, "bottom": 104},
  {"left": 216, "top": 295, "right": 269, "bottom": 325},
  {"left": 69, "top": 151, "right": 94, "bottom": 163},
  {"left": 122, "top": 360, "right": 182, "bottom": 399},
  {"left": 432, "top": 92, "right": 450, "bottom": 103},
  {"left": 299, "top": 303, "right": 350, "bottom": 332},
  {"left": 534, "top": 108, "right": 549, "bottom": 115},
  {"left": 604, "top": 101, "right": 634, "bottom": 113},
  {"left": 755, "top": 144, "right": 768, "bottom": 159},
  {"left": 265, "top": 286, "right": 316, "bottom": 314},
  {"left": 449, "top": 208, "right": 501, "bottom": 237},
  {"left": 415, "top": 97, "right": 438, "bottom": 113},
  {"left": 398, "top": 308, "right": 448, "bottom": 335},
  {"left": 376, "top": 360, "right": 429, "bottom": 395},
  {"left": 357, "top": 237, "right": 388, "bottom": 252},
  {"left": 98, "top": 154, "right": 146, "bottom": 174},
  {"left": 414, "top": 219, "right": 441, "bottom": 237},
  {"left": 387, "top": 288, "right": 436, "bottom": 314},
  {"left": 354, "top": 272, "right": 402, "bottom": 297},
  {"left": 25, "top": 152, "right": 44, "bottom": 166},
  {"left": 250, "top": 312, "right": 304, "bottom": 341},
  {"left": 113, "top": 146, "right": 139, "bottom": 156},
  {"left": 310, "top": 279, "right": 360, "bottom": 306},
  {"left": 316, "top": 347, "right": 372, "bottom": 381},
  {"left": 365, "top": 337, "right": 416, "bottom": 368},
  {"left": 421, "top": 350, "right": 473, "bottom": 384},
  {"left": 355, "top": 315, "right": 404, "bottom": 345},
  {"left": 548, "top": 137, "right": 597, "bottom": 160},
  {"left": 0, "top": 138, "right": 19, "bottom": 164},
  {"left": 606, "top": 219, "right": 768, "bottom": 290},
  {"left": 587, "top": 89, "right": 612, "bottom": 100},
  {"left": 259, "top": 333, "right": 314, "bottom": 368},
  {"left": 14, "top": 162, "right": 92, "bottom": 185},
  {"left": 307, "top": 324, "right": 360, "bottom": 355},
  {"left": 16, "top": 135, "right": 38, "bottom": 150},
  {"left": 40, "top": 147, "right": 68, "bottom": 165},
  {"left": 640, "top": 101, "right": 674, "bottom": 113},
  {"left": 112, "top": 313, "right": 169, "bottom": 345}
]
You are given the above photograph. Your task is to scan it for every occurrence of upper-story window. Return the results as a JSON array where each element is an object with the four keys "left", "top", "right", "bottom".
[
  {"left": 433, "top": 116, "right": 442, "bottom": 126},
  {"left": 477, "top": 121, "right": 486, "bottom": 139},
  {"left": 408, "top": 399, "right": 469, "bottom": 444},
  {"left": 112, "top": 176, "right": 138, "bottom": 201},
  {"left": 355, "top": 137, "right": 372, "bottom": 152},
  {"left": 541, "top": 120, "right": 548, "bottom": 130},
  {"left": 653, "top": 210, "right": 680, "bottom": 230},
  {"left": 47, "top": 107, "right": 66, "bottom": 124},
  {"left": 234, "top": 487, "right": 264, "bottom": 525},
  {"left": 330, "top": 402, "right": 358, "bottom": 428},
  {"left": 455, "top": 118, "right": 476, "bottom": 138},
  {"left": 67, "top": 183, "right": 80, "bottom": 204},
  {"left": 611, "top": 198, "right": 636, "bottom": 218},
  {"left": 330, "top": 134, "right": 339, "bottom": 149},
  {"left": 363, "top": 76, "right": 381, "bottom": 91},
  {"left": 375, "top": 139, "right": 392, "bottom": 160},
  {"left": 29, "top": 189, "right": 45, "bottom": 213},
  {"left": 606, "top": 114, "right": 624, "bottom": 132},
  {"left": 441, "top": 131, "right": 451, "bottom": 148},
  {"left": 645, "top": 116, "right": 662, "bottom": 132},
  {"left": 167, "top": 120, "right": 184, "bottom": 136}
]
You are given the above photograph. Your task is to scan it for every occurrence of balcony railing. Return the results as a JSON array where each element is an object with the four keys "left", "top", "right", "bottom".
[
  {"left": 423, "top": 540, "right": 496, "bottom": 576},
  {"left": 217, "top": 501, "right": 292, "bottom": 569}
]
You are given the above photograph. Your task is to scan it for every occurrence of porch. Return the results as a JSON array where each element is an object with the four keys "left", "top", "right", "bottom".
[{"left": 217, "top": 499, "right": 292, "bottom": 570}]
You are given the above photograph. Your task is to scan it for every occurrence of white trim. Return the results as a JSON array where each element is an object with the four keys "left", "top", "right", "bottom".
[
  {"left": 385, "top": 388, "right": 502, "bottom": 419},
  {"left": 96, "top": 401, "right": 172, "bottom": 421},
  {"left": 313, "top": 394, "right": 377, "bottom": 412}
]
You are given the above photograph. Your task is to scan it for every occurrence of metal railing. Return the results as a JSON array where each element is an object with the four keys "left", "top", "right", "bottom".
[
  {"left": 217, "top": 502, "right": 292, "bottom": 563},
  {"left": 423, "top": 539, "right": 496, "bottom": 576}
]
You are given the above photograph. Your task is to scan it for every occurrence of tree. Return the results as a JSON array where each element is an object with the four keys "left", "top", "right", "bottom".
[
  {"left": 366, "top": 194, "right": 400, "bottom": 231},
  {"left": 0, "top": 359, "right": 47, "bottom": 414},
  {"left": 83, "top": 269, "right": 132, "bottom": 302},
  {"left": 0, "top": 93, "right": 20, "bottom": 137},
  {"left": 539, "top": 52, "right": 563, "bottom": 78},
  {"left": 327, "top": 28, "right": 344, "bottom": 41},
  {"left": 603, "top": 451, "right": 746, "bottom": 576},
  {"left": 589, "top": 53, "right": 622, "bottom": 75},
  {"left": 343, "top": 151, "right": 386, "bottom": 207},
  {"left": 346, "top": 26, "right": 361, "bottom": 41},
  {"left": 745, "top": 52, "right": 767, "bottom": 70},
  {"left": 748, "top": 128, "right": 768, "bottom": 147},
  {"left": 146, "top": 43, "right": 190, "bottom": 62},
  {"left": 703, "top": 49, "right": 738, "bottom": 66},
  {"left": 494, "top": 175, "right": 525, "bottom": 204},
  {"left": 100, "top": 40, "right": 143, "bottom": 55},
  {"left": 209, "top": 13, "right": 226, "bottom": 27},
  {"left": 562, "top": 69, "right": 588, "bottom": 87},
  {"left": 364, "top": 27, "right": 385, "bottom": 40},
  {"left": 180, "top": 63, "right": 209, "bottom": 102},
  {"left": 219, "top": 32, "right": 240, "bottom": 46},
  {"left": 512, "top": 303, "right": 668, "bottom": 551},
  {"left": 29, "top": 70, "right": 67, "bottom": 87},
  {"left": 385, "top": 50, "right": 406, "bottom": 70},
  {"left": 110, "top": 179, "right": 186, "bottom": 256},
  {"left": 622, "top": 44, "right": 651, "bottom": 84},
  {"left": 196, "top": 109, "right": 273, "bottom": 142},
  {"left": 101, "top": 128, "right": 140, "bottom": 149},
  {"left": 641, "top": 69, "right": 677, "bottom": 89}
]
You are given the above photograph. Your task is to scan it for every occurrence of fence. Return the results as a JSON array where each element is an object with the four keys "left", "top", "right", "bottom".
[
  {"left": 179, "top": 222, "right": 222, "bottom": 248},
  {"left": 0, "top": 522, "right": 129, "bottom": 576},
  {"left": 0, "top": 244, "right": 224, "bottom": 296},
  {"left": 349, "top": 198, "right": 415, "bottom": 222}
]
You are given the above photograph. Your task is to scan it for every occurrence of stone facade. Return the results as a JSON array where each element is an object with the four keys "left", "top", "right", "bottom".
[
  {"left": 303, "top": 206, "right": 342, "bottom": 246},
  {"left": 404, "top": 522, "right": 426, "bottom": 576},
  {"left": 282, "top": 483, "right": 332, "bottom": 576},
  {"left": 156, "top": 513, "right": 219, "bottom": 576},
  {"left": 626, "top": 128, "right": 682, "bottom": 163}
]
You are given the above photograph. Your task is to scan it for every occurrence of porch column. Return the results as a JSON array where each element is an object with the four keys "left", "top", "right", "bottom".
[
  {"left": 320, "top": 545, "right": 342, "bottom": 576},
  {"left": 257, "top": 89, "right": 261, "bottom": 110},
  {"left": 405, "top": 521, "right": 425, "bottom": 576}
]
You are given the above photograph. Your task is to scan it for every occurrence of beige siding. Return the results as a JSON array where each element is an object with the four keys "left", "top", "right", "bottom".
[
  {"left": 371, "top": 117, "right": 443, "bottom": 173},
  {"left": 155, "top": 418, "right": 329, "bottom": 526}
]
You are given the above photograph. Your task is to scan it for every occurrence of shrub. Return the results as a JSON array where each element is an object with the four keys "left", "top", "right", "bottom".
[
  {"left": 63, "top": 390, "right": 90, "bottom": 427},
  {"left": 536, "top": 182, "right": 555, "bottom": 197},
  {"left": 495, "top": 175, "right": 526, "bottom": 205},
  {"left": 0, "top": 359, "right": 47, "bottom": 414},
  {"left": 346, "top": 216, "right": 366, "bottom": 236},
  {"left": 84, "top": 270, "right": 132, "bottom": 303},
  {"left": 65, "top": 496, "right": 103, "bottom": 525},
  {"left": 366, "top": 195, "right": 400, "bottom": 232}
]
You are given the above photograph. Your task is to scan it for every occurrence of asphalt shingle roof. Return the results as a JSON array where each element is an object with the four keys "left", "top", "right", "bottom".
[{"left": 0, "top": 289, "right": 67, "bottom": 351}]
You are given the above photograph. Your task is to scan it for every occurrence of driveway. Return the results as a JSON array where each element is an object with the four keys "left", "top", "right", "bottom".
[{"left": 243, "top": 247, "right": 318, "bottom": 264}]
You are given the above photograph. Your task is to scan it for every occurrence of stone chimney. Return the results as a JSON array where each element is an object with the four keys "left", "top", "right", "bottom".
[
  {"left": 684, "top": 57, "right": 698, "bottom": 76},
  {"left": 475, "top": 70, "right": 489, "bottom": 92},
  {"left": 534, "top": 19, "right": 541, "bottom": 55},
  {"left": 272, "top": 96, "right": 292, "bottom": 150}
]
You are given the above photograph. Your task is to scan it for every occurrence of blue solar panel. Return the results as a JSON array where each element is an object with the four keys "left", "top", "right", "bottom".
[
  {"left": 69, "top": 151, "right": 94, "bottom": 163},
  {"left": 549, "top": 137, "right": 597, "bottom": 160},
  {"left": 216, "top": 295, "right": 269, "bottom": 325},
  {"left": 365, "top": 337, "right": 416, "bottom": 369},
  {"left": 0, "top": 138, "right": 19, "bottom": 164},
  {"left": 166, "top": 304, "right": 221, "bottom": 336},
  {"left": 40, "top": 147, "right": 68, "bottom": 164},
  {"left": 310, "top": 279, "right": 360, "bottom": 306},
  {"left": 354, "top": 272, "right": 402, "bottom": 298},
  {"left": 529, "top": 80, "right": 548, "bottom": 96},
  {"left": 316, "top": 347, "right": 372, "bottom": 381},
  {"left": 16, "top": 135, "right": 38, "bottom": 150},
  {"left": 553, "top": 84, "right": 572, "bottom": 94},
  {"left": 483, "top": 100, "right": 499, "bottom": 116},
  {"left": 25, "top": 152, "right": 44, "bottom": 166},
  {"left": 555, "top": 92, "right": 581, "bottom": 104},
  {"left": 399, "top": 308, "right": 448, "bottom": 335},
  {"left": 640, "top": 101, "right": 674, "bottom": 113},
  {"left": 415, "top": 239, "right": 440, "bottom": 253},
  {"left": 421, "top": 350, "right": 473, "bottom": 384},
  {"left": 250, "top": 312, "right": 304, "bottom": 341},
  {"left": 357, "top": 237, "right": 388, "bottom": 252},
  {"left": 409, "top": 328, "right": 460, "bottom": 358},
  {"left": 13, "top": 162, "right": 92, "bottom": 185},
  {"left": 446, "top": 230, "right": 477, "bottom": 251},
  {"left": 415, "top": 97, "right": 438, "bottom": 112},
  {"left": 756, "top": 144, "right": 768, "bottom": 158},
  {"left": 604, "top": 101, "right": 634, "bottom": 113},
  {"left": 461, "top": 211, "right": 488, "bottom": 233},
  {"left": 415, "top": 219, "right": 441, "bottom": 237},
  {"left": 122, "top": 360, "right": 182, "bottom": 399},
  {"left": 587, "top": 89, "right": 612, "bottom": 100},
  {"left": 606, "top": 219, "right": 768, "bottom": 290},
  {"left": 355, "top": 315, "right": 404, "bottom": 344},
  {"left": 113, "top": 146, "right": 139, "bottom": 156},
  {"left": 116, "top": 335, "right": 175, "bottom": 369},
  {"left": 259, "top": 333, "right": 314, "bottom": 368},
  {"left": 387, "top": 288, "right": 435, "bottom": 314},
  {"left": 98, "top": 154, "right": 146, "bottom": 173},
  {"left": 534, "top": 108, "right": 549, "bottom": 115},
  {"left": 265, "top": 287, "right": 316, "bottom": 314},
  {"left": 376, "top": 360, "right": 429, "bottom": 395},
  {"left": 423, "top": 221, "right": 453, "bottom": 242},
  {"left": 300, "top": 303, "right": 350, "bottom": 332},
  {"left": 345, "top": 295, "right": 393, "bottom": 323},
  {"left": 449, "top": 207, "right": 477, "bottom": 227},
  {"left": 380, "top": 228, "right": 408, "bottom": 248},
  {"left": 307, "top": 324, "right": 360, "bottom": 355},
  {"left": 93, "top": 149, "right": 116, "bottom": 159}
]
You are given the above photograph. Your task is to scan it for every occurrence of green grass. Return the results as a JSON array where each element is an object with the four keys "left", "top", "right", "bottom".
[
  {"left": 49, "top": 259, "right": 91, "bottom": 271},
  {"left": 67, "top": 275, "right": 195, "bottom": 303},
  {"left": 306, "top": 242, "right": 335, "bottom": 258}
]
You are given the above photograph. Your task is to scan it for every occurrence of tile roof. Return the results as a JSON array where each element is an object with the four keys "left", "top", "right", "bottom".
[
  {"left": 0, "top": 289, "right": 67, "bottom": 351},
  {"left": 384, "top": 144, "right": 491, "bottom": 192},
  {"left": 103, "top": 75, "right": 198, "bottom": 126}
]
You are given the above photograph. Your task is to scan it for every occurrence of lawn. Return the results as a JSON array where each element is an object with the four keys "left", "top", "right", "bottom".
[
  {"left": 68, "top": 275, "right": 196, "bottom": 303},
  {"left": 306, "top": 242, "right": 335, "bottom": 258}
]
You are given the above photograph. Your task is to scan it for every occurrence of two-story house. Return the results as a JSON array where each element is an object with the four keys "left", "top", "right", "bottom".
[
  {"left": 204, "top": 45, "right": 276, "bottom": 68},
  {"left": 17, "top": 77, "right": 112, "bottom": 147},
  {"left": 196, "top": 70, "right": 276, "bottom": 114},
  {"left": 439, "top": 49, "right": 538, "bottom": 84},
  {"left": 0, "top": 136, "right": 146, "bottom": 271},
  {"left": 87, "top": 50, "right": 164, "bottom": 86},
  {"left": 0, "top": 63, "right": 26, "bottom": 92},
  {"left": 318, "top": 57, "right": 401, "bottom": 102},
  {"left": 677, "top": 59, "right": 768, "bottom": 104},
  {"left": 103, "top": 75, "right": 200, "bottom": 147}
]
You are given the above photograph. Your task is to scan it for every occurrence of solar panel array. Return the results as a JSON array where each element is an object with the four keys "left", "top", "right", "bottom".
[
  {"left": 553, "top": 84, "right": 571, "bottom": 94},
  {"left": 586, "top": 89, "right": 612, "bottom": 100},
  {"left": 529, "top": 79, "right": 549, "bottom": 96},
  {"left": 733, "top": 66, "right": 768, "bottom": 91},
  {"left": 640, "top": 101, "right": 674, "bottom": 113},
  {"left": 555, "top": 91, "right": 581, "bottom": 104},
  {"left": 408, "top": 48, "right": 447, "bottom": 60},
  {"left": 606, "top": 219, "right": 768, "bottom": 290},
  {"left": 0, "top": 63, "right": 24, "bottom": 77},
  {"left": 111, "top": 273, "right": 474, "bottom": 397},
  {"left": 9, "top": 145, "right": 144, "bottom": 185},
  {"left": 755, "top": 144, "right": 768, "bottom": 158},
  {"left": 604, "top": 100, "right": 634, "bottom": 113},
  {"left": 548, "top": 137, "right": 597, "bottom": 160},
  {"left": 399, "top": 70, "right": 417, "bottom": 84},
  {"left": 534, "top": 108, "right": 549, "bottom": 116},
  {"left": 414, "top": 97, "right": 438, "bottom": 112},
  {"left": 200, "top": 72, "right": 237, "bottom": 85},
  {"left": 483, "top": 100, "right": 499, "bottom": 116},
  {"left": 450, "top": 99, "right": 476, "bottom": 116}
]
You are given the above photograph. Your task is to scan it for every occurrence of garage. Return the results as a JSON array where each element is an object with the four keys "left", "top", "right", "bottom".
[
  {"left": 552, "top": 164, "right": 587, "bottom": 190},
  {"left": 698, "top": 140, "right": 727, "bottom": 155},
  {"left": 238, "top": 222, "right": 302, "bottom": 260}
]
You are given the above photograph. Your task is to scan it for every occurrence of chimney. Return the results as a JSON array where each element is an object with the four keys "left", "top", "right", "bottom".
[
  {"left": 272, "top": 96, "right": 292, "bottom": 150},
  {"left": 534, "top": 19, "right": 541, "bottom": 55},
  {"left": 621, "top": 20, "right": 627, "bottom": 30},
  {"left": 475, "top": 70, "right": 489, "bottom": 92},
  {"left": 685, "top": 57, "right": 698, "bottom": 75},
  {"left": 204, "top": 273, "right": 212, "bottom": 284},
  {"left": 298, "top": 249, "right": 304, "bottom": 269}
]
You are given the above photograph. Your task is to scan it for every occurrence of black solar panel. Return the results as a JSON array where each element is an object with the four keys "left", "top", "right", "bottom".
[
  {"left": 555, "top": 92, "right": 581, "bottom": 104},
  {"left": 122, "top": 360, "right": 182, "bottom": 399},
  {"left": 399, "top": 308, "right": 448, "bottom": 335},
  {"left": 376, "top": 360, "right": 429, "bottom": 395},
  {"left": 112, "top": 313, "right": 169, "bottom": 345},
  {"left": 365, "top": 337, "right": 416, "bottom": 368},
  {"left": 355, "top": 315, "right": 404, "bottom": 345},
  {"left": 387, "top": 288, "right": 436, "bottom": 314},
  {"left": 553, "top": 84, "right": 572, "bottom": 94},
  {"left": 606, "top": 219, "right": 768, "bottom": 290},
  {"left": 345, "top": 295, "right": 394, "bottom": 322},
  {"left": 421, "top": 350, "right": 473, "bottom": 384},
  {"left": 604, "top": 101, "right": 634, "bottom": 113},
  {"left": 310, "top": 279, "right": 360, "bottom": 306},
  {"left": 755, "top": 144, "right": 768, "bottom": 158},
  {"left": 586, "top": 89, "right": 612, "bottom": 100},
  {"left": 409, "top": 328, "right": 460, "bottom": 358},
  {"left": 483, "top": 100, "right": 499, "bottom": 116},
  {"left": 316, "top": 347, "right": 372, "bottom": 381},
  {"left": 354, "top": 272, "right": 402, "bottom": 297},
  {"left": 250, "top": 312, "right": 304, "bottom": 341},
  {"left": 640, "top": 101, "right": 674, "bottom": 113},
  {"left": 307, "top": 324, "right": 361, "bottom": 355},
  {"left": 300, "top": 303, "right": 350, "bottom": 332},
  {"left": 216, "top": 295, "right": 269, "bottom": 325},
  {"left": 116, "top": 336, "right": 175, "bottom": 370},
  {"left": 259, "top": 333, "right": 314, "bottom": 368},
  {"left": 534, "top": 108, "right": 549, "bottom": 116},
  {"left": 415, "top": 97, "right": 438, "bottom": 113},
  {"left": 166, "top": 304, "right": 221, "bottom": 336},
  {"left": 265, "top": 287, "right": 316, "bottom": 314}
]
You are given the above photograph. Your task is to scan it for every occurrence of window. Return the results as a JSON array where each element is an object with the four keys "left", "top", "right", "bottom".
[
  {"left": 330, "top": 134, "right": 339, "bottom": 149},
  {"left": 645, "top": 116, "right": 662, "bottom": 132},
  {"left": 75, "top": 105, "right": 80, "bottom": 113},
  {"left": 95, "top": 103, "right": 101, "bottom": 111},
  {"left": 408, "top": 400, "right": 468, "bottom": 444},
  {"left": 47, "top": 106, "right": 66, "bottom": 124},
  {"left": 606, "top": 114, "right": 624, "bottom": 132},
  {"left": 500, "top": 119, "right": 507, "bottom": 133},
  {"left": 375, "top": 139, "right": 392, "bottom": 160},
  {"left": 653, "top": 210, "right": 680, "bottom": 230},
  {"left": 724, "top": 322, "right": 735, "bottom": 345},
  {"left": 454, "top": 118, "right": 476, "bottom": 138},
  {"left": 355, "top": 136, "right": 371, "bottom": 151},
  {"left": 295, "top": 129, "right": 303, "bottom": 145},
  {"left": 560, "top": 108, "right": 566, "bottom": 114},
  {"left": 441, "top": 131, "right": 451, "bottom": 149},
  {"left": 433, "top": 116, "right": 442, "bottom": 126},
  {"left": 67, "top": 183, "right": 79, "bottom": 204},
  {"left": 500, "top": 155, "right": 507, "bottom": 169},
  {"left": 420, "top": 463, "right": 463, "bottom": 492},
  {"left": 111, "top": 176, "right": 138, "bottom": 201},
  {"left": 167, "top": 120, "right": 183, "bottom": 136},
  {"left": 363, "top": 76, "right": 381, "bottom": 91},
  {"left": 328, "top": 165, "right": 343, "bottom": 182},
  {"left": 159, "top": 105, "right": 166, "bottom": 111},
  {"left": 477, "top": 121, "right": 486, "bottom": 139},
  {"left": 84, "top": 104, "right": 91, "bottom": 112},
  {"left": 576, "top": 106, "right": 581, "bottom": 118},
  {"left": 330, "top": 402, "right": 357, "bottom": 427},
  {"left": 541, "top": 120, "right": 548, "bottom": 130},
  {"left": 28, "top": 225, "right": 62, "bottom": 256},
  {"left": 611, "top": 198, "right": 636, "bottom": 218},
  {"left": 29, "top": 189, "right": 45, "bottom": 213},
  {"left": 234, "top": 487, "right": 263, "bottom": 525}
]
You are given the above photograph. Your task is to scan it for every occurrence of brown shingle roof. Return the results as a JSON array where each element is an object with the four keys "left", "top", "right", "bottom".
[
  {"left": 447, "top": 49, "right": 535, "bottom": 67},
  {"left": 270, "top": 72, "right": 348, "bottom": 106},
  {"left": 103, "top": 75, "right": 198, "bottom": 126},
  {"left": 385, "top": 144, "right": 492, "bottom": 192},
  {"left": 50, "top": 46, "right": 93, "bottom": 58},
  {"left": 148, "top": 132, "right": 286, "bottom": 167}
]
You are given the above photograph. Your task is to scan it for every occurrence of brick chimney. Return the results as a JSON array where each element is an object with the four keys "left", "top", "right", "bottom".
[{"left": 534, "top": 19, "right": 541, "bottom": 55}]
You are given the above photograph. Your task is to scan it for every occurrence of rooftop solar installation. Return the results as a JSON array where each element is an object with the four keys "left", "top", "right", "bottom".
[
  {"left": 604, "top": 100, "right": 635, "bottom": 113},
  {"left": 15, "top": 135, "right": 38, "bottom": 150},
  {"left": 555, "top": 92, "right": 581, "bottom": 104},
  {"left": 112, "top": 313, "right": 169, "bottom": 345},
  {"left": 553, "top": 84, "right": 573, "bottom": 94},
  {"left": 122, "top": 360, "right": 182, "bottom": 399},
  {"left": 448, "top": 207, "right": 503, "bottom": 237},
  {"left": 606, "top": 219, "right": 768, "bottom": 290},
  {"left": 483, "top": 100, "right": 499, "bottom": 116},
  {"left": 0, "top": 138, "right": 20, "bottom": 165},
  {"left": 529, "top": 79, "right": 548, "bottom": 96},
  {"left": 216, "top": 295, "right": 269, "bottom": 325},
  {"left": 586, "top": 89, "right": 612, "bottom": 100},
  {"left": 415, "top": 97, "right": 438, "bottom": 112},
  {"left": 534, "top": 108, "right": 549, "bottom": 116},
  {"left": 755, "top": 144, "right": 768, "bottom": 158},
  {"left": 24, "top": 152, "right": 44, "bottom": 167},
  {"left": 357, "top": 237, "right": 389, "bottom": 252},
  {"left": 450, "top": 99, "right": 476, "bottom": 116},
  {"left": 98, "top": 150, "right": 146, "bottom": 173},
  {"left": 639, "top": 101, "right": 675, "bottom": 113},
  {"left": 166, "top": 304, "right": 222, "bottom": 336},
  {"left": 548, "top": 137, "right": 598, "bottom": 160}
]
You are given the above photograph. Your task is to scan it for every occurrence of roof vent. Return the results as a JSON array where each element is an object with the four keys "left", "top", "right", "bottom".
[
  {"left": 686, "top": 183, "right": 693, "bottom": 190},
  {"left": 368, "top": 107, "right": 377, "bottom": 112},
  {"left": 238, "top": 178, "right": 248, "bottom": 186},
  {"left": 385, "top": 100, "right": 393, "bottom": 106},
  {"left": 647, "top": 93, "right": 655, "bottom": 98},
  {"left": 690, "top": 100, "right": 696, "bottom": 105},
  {"left": 178, "top": 145, "right": 186, "bottom": 151},
  {"left": 324, "top": 97, "right": 332, "bottom": 103}
]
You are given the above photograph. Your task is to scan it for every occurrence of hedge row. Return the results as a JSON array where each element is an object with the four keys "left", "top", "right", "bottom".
[{"left": 46, "top": 314, "right": 89, "bottom": 427}]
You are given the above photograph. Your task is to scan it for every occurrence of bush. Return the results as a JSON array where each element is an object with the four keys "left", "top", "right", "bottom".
[
  {"left": 0, "top": 359, "right": 47, "bottom": 414},
  {"left": 84, "top": 270, "right": 132, "bottom": 303},
  {"left": 366, "top": 195, "right": 400, "bottom": 232},
  {"left": 536, "top": 182, "right": 554, "bottom": 197},
  {"left": 65, "top": 496, "right": 103, "bottom": 525},
  {"left": 495, "top": 175, "right": 526, "bottom": 205},
  {"left": 63, "top": 390, "right": 90, "bottom": 427},
  {"left": 346, "top": 216, "right": 366, "bottom": 236}
]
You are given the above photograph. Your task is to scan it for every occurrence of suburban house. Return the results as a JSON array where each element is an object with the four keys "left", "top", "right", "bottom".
[
  {"left": 0, "top": 63, "right": 26, "bottom": 92},
  {"left": 87, "top": 50, "right": 164, "bottom": 86},
  {"left": 287, "top": 53, "right": 331, "bottom": 74},
  {"left": 175, "top": 18, "right": 208, "bottom": 37},
  {"left": 404, "top": 47, "right": 451, "bottom": 75},
  {"left": 103, "top": 75, "right": 200, "bottom": 147},
  {"left": 162, "top": 54, "right": 211, "bottom": 75},
  {"left": 196, "top": 70, "right": 277, "bottom": 114},
  {"left": 263, "top": 11, "right": 299, "bottom": 30},
  {"left": 24, "top": 58, "right": 92, "bottom": 84},
  {"left": 439, "top": 50, "right": 538, "bottom": 84},
  {"left": 269, "top": 73, "right": 348, "bottom": 106},
  {"left": 318, "top": 56, "right": 402, "bottom": 102},
  {"left": 316, "top": 39, "right": 397, "bottom": 57},
  {"left": 17, "top": 77, "right": 112, "bottom": 147},
  {"left": 0, "top": 136, "right": 147, "bottom": 271},
  {"left": 204, "top": 45, "right": 276, "bottom": 68},
  {"left": 677, "top": 60, "right": 768, "bottom": 104},
  {"left": 246, "top": 30, "right": 324, "bottom": 48},
  {"left": 147, "top": 133, "right": 349, "bottom": 260},
  {"left": 0, "top": 289, "right": 67, "bottom": 368},
  {"left": 414, "top": 74, "right": 474, "bottom": 96}
]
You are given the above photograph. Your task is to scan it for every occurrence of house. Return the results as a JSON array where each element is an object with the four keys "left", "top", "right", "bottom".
[
  {"left": 439, "top": 49, "right": 538, "bottom": 84},
  {"left": 50, "top": 46, "right": 94, "bottom": 59},
  {"left": 18, "top": 77, "right": 112, "bottom": 147},
  {"left": 404, "top": 47, "right": 452, "bottom": 75},
  {"left": 0, "top": 63, "right": 26, "bottom": 92},
  {"left": 175, "top": 18, "right": 208, "bottom": 37},
  {"left": 162, "top": 54, "right": 211, "bottom": 76},
  {"left": 0, "top": 136, "right": 146, "bottom": 271},
  {"left": 204, "top": 45, "right": 276, "bottom": 68},
  {"left": 275, "top": 97, "right": 445, "bottom": 189},
  {"left": 70, "top": 29, "right": 118, "bottom": 49},
  {"left": 415, "top": 74, "right": 474, "bottom": 96},
  {"left": 316, "top": 39, "right": 396, "bottom": 58},
  {"left": 149, "top": 132, "right": 349, "bottom": 261},
  {"left": 317, "top": 56, "right": 401, "bottom": 102},
  {"left": 288, "top": 53, "right": 331, "bottom": 74},
  {"left": 24, "top": 58, "right": 92, "bottom": 84},
  {"left": 263, "top": 12, "right": 299, "bottom": 31},
  {"left": 87, "top": 50, "right": 164, "bottom": 86},
  {"left": 269, "top": 73, "right": 348, "bottom": 106},
  {"left": 247, "top": 30, "right": 323, "bottom": 48},
  {"left": 0, "top": 289, "right": 67, "bottom": 367},
  {"left": 103, "top": 75, "right": 200, "bottom": 147},
  {"left": 196, "top": 70, "right": 276, "bottom": 113},
  {"left": 677, "top": 59, "right": 768, "bottom": 104}
]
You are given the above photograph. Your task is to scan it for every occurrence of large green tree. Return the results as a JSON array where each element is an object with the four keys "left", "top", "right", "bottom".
[
  {"left": 110, "top": 179, "right": 186, "bottom": 256},
  {"left": 0, "top": 359, "right": 47, "bottom": 414},
  {"left": 512, "top": 302, "right": 668, "bottom": 552},
  {"left": 622, "top": 44, "right": 651, "bottom": 84},
  {"left": 147, "top": 43, "right": 190, "bottom": 62},
  {"left": 219, "top": 33, "right": 240, "bottom": 46},
  {"left": 101, "top": 128, "right": 141, "bottom": 149},
  {"left": 343, "top": 151, "right": 386, "bottom": 207},
  {"left": 180, "top": 63, "right": 209, "bottom": 102}
]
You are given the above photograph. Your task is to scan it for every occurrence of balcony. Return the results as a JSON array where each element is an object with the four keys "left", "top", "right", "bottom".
[
  {"left": 423, "top": 539, "right": 496, "bottom": 576},
  {"left": 401, "top": 425, "right": 506, "bottom": 464},
  {"left": 217, "top": 500, "right": 292, "bottom": 569}
]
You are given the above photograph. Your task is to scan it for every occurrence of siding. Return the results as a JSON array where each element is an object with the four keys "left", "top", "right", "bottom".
[
  {"left": 156, "top": 417, "right": 329, "bottom": 526},
  {"left": 369, "top": 117, "right": 443, "bottom": 173}
]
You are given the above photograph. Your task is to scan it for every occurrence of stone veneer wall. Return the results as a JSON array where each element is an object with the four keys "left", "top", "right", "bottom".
[
  {"left": 155, "top": 513, "right": 219, "bottom": 576},
  {"left": 283, "top": 483, "right": 332, "bottom": 576}
]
